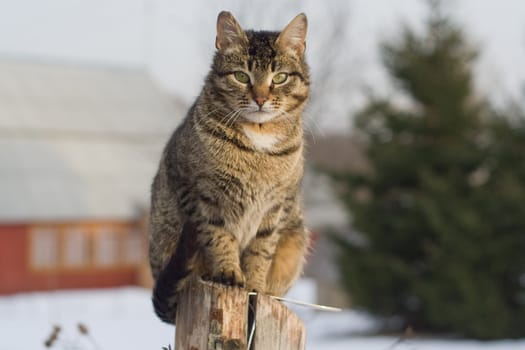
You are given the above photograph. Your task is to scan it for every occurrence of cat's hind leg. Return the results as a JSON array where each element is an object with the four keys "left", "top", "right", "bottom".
[
  {"left": 265, "top": 225, "right": 310, "bottom": 297},
  {"left": 241, "top": 205, "right": 282, "bottom": 293}
]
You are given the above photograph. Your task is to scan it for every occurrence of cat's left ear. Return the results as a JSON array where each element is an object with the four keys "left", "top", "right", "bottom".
[{"left": 276, "top": 13, "right": 307, "bottom": 56}]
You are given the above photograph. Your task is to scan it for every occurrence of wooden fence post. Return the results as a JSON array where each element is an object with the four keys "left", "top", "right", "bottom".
[
  {"left": 175, "top": 279, "right": 306, "bottom": 350},
  {"left": 249, "top": 292, "right": 306, "bottom": 349}
]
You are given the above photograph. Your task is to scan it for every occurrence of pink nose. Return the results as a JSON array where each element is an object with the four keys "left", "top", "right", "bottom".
[{"left": 255, "top": 96, "right": 268, "bottom": 107}]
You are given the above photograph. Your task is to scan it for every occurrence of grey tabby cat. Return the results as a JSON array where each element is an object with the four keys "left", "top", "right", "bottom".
[{"left": 149, "top": 11, "right": 310, "bottom": 324}]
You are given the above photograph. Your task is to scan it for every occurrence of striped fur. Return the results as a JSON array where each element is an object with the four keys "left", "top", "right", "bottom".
[{"left": 149, "top": 11, "right": 310, "bottom": 324}]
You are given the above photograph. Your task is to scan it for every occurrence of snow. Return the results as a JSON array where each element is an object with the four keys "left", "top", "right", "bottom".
[{"left": 0, "top": 281, "right": 523, "bottom": 350}]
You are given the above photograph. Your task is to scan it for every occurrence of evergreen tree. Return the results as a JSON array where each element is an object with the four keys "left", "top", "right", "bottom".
[{"left": 331, "top": 2, "right": 525, "bottom": 339}]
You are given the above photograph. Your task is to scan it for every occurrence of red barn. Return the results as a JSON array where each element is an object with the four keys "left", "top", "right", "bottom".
[
  {"left": 0, "top": 220, "right": 146, "bottom": 294},
  {"left": 0, "top": 60, "right": 185, "bottom": 295}
]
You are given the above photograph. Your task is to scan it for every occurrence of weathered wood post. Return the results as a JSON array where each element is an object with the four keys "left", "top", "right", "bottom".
[
  {"left": 175, "top": 279, "right": 306, "bottom": 350},
  {"left": 249, "top": 292, "right": 306, "bottom": 349}
]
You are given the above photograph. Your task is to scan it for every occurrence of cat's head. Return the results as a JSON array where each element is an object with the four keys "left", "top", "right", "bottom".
[{"left": 209, "top": 11, "right": 309, "bottom": 125}]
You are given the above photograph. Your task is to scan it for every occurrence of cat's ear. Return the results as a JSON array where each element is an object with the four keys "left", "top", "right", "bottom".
[
  {"left": 276, "top": 13, "right": 307, "bottom": 56},
  {"left": 216, "top": 11, "right": 247, "bottom": 52}
]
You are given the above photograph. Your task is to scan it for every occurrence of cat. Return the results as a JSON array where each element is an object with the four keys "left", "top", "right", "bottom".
[{"left": 149, "top": 11, "right": 311, "bottom": 324}]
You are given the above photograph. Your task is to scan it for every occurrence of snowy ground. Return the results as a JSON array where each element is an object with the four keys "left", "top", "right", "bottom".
[{"left": 0, "top": 281, "right": 523, "bottom": 350}]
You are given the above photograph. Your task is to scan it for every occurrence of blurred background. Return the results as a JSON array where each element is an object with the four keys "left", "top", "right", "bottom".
[{"left": 0, "top": 0, "right": 524, "bottom": 349}]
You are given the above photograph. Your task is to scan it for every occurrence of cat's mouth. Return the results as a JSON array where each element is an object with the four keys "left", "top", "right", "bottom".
[{"left": 242, "top": 110, "right": 278, "bottom": 124}]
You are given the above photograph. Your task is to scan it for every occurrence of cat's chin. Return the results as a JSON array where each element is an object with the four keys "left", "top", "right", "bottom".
[{"left": 242, "top": 111, "right": 277, "bottom": 124}]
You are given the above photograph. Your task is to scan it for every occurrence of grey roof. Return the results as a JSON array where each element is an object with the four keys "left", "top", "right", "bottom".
[{"left": 0, "top": 60, "right": 185, "bottom": 222}]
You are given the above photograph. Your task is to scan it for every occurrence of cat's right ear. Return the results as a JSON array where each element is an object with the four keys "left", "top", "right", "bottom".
[{"left": 216, "top": 11, "right": 247, "bottom": 52}]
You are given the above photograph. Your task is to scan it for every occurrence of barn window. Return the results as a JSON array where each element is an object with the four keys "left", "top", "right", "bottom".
[
  {"left": 31, "top": 228, "right": 59, "bottom": 269},
  {"left": 64, "top": 227, "right": 91, "bottom": 267},
  {"left": 94, "top": 227, "right": 120, "bottom": 267},
  {"left": 124, "top": 228, "right": 143, "bottom": 265}
]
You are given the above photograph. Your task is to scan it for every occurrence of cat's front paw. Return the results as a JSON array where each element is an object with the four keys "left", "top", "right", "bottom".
[
  {"left": 205, "top": 265, "right": 246, "bottom": 288},
  {"left": 245, "top": 280, "right": 266, "bottom": 294}
]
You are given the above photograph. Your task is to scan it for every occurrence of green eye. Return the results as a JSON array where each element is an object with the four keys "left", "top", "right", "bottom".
[
  {"left": 233, "top": 71, "right": 250, "bottom": 84},
  {"left": 272, "top": 72, "right": 288, "bottom": 84}
]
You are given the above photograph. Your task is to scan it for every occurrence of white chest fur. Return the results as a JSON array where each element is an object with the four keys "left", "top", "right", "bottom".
[{"left": 243, "top": 126, "right": 280, "bottom": 152}]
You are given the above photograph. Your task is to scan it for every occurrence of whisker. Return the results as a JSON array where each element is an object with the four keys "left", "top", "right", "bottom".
[
  {"left": 224, "top": 109, "right": 242, "bottom": 128},
  {"left": 218, "top": 109, "right": 239, "bottom": 126},
  {"left": 193, "top": 107, "right": 221, "bottom": 130},
  {"left": 194, "top": 107, "right": 243, "bottom": 139},
  {"left": 274, "top": 107, "right": 320, "bottom": 144},
  {"left": 303, "top": 111, "right": 325, "bottom": 139}
]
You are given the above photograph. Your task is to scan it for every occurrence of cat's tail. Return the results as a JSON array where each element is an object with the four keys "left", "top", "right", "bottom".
[{"left": 152, "top": 221, "right": 197, "bottom": 324}]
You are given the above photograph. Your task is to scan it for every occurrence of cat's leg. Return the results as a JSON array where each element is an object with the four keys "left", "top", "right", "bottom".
[
  {"left": 241, "top": 205, "right": 282, "bottom": 293},
  {"left": 197, "top": 222, "right": 246, "bottom": 287},
  {"left": 149, "top": 190, "right": 184, "bottom": 281},
  {"left": 265, "top": 216, "right": 310, "bottom": 297},
  {"left": 180, "top": 179, "right": 245, "bottom": 287}
]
